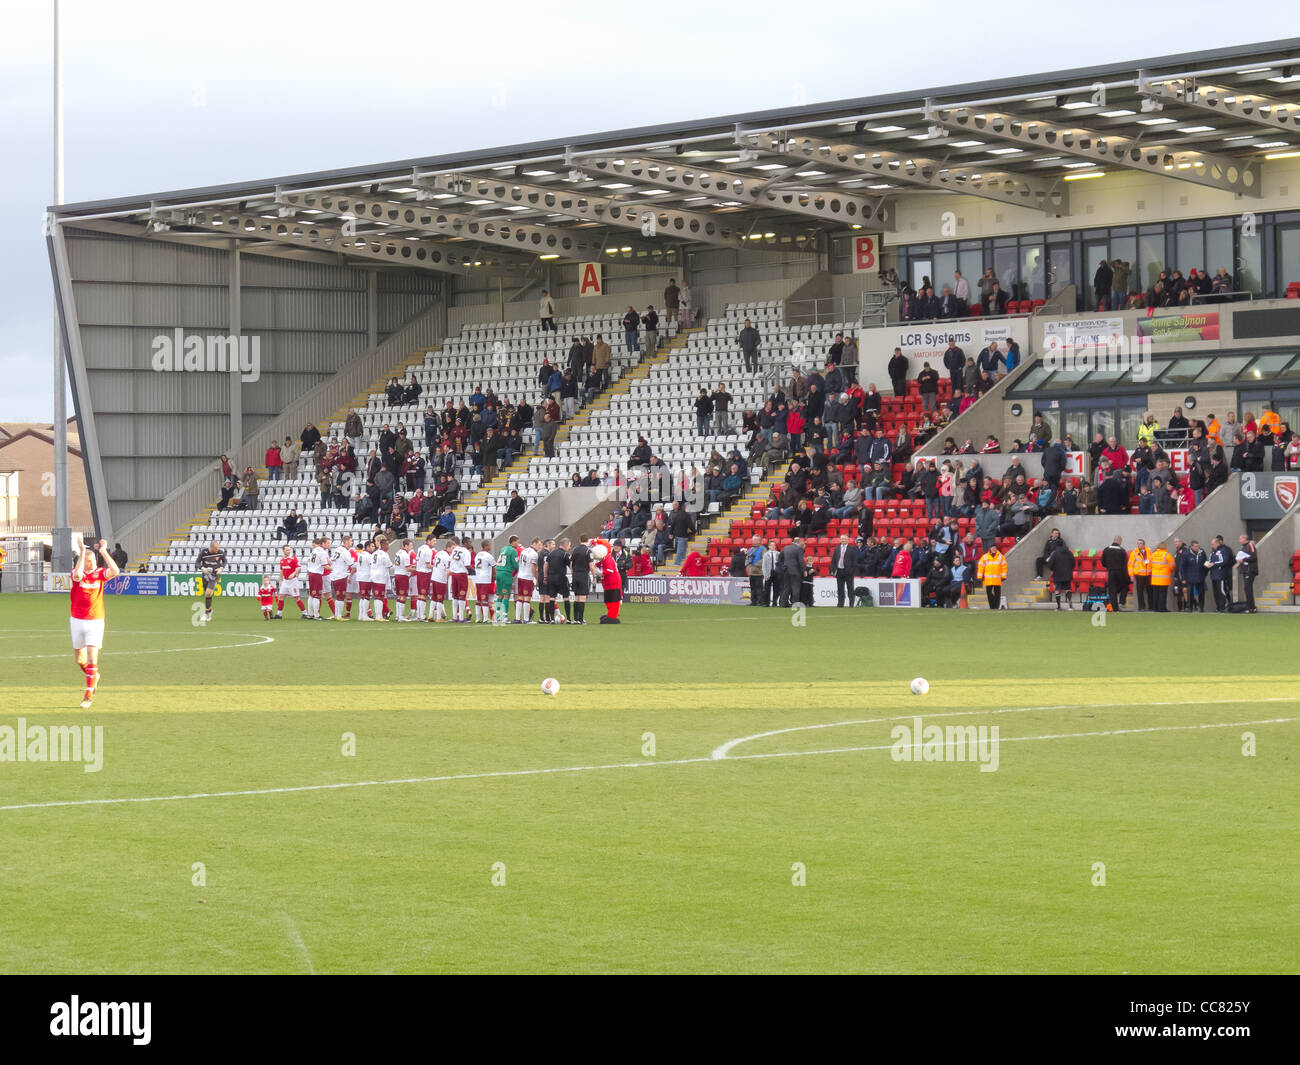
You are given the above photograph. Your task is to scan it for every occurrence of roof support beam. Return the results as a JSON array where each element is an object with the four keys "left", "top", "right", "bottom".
[
  {"left": 277, "top": 189, "right": 595, "bottom": 262},
  {"left": 1144, "top": 77, "right": 1300, "bottom": 136},
  {"left": 573, "top": 152, "right": 895, "bottom": 230},
  {"left": 930, "top": 105, "right": 1262, "bottom": 197},
  {"left": 166, "top": 206, "right": 470, "bottom": 274},
  {"left": 416, "top": 170, "right": 746, "bottom": 248},
  {"left": 735, "top": 129, "right": 1068, "bottom": 214}
]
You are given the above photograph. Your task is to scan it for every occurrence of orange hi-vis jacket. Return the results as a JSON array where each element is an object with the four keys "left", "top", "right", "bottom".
[
  {"left": 1206, "top": 418, "right": 1222, "bottom": 446},
  {"left": 1149, "top": 548, "right": 1176, "bottom": 586},
  {"left": 977, "top": 550, "right": 1007, "bottom": 586},
  {"left": 1127, "top": 546, "right": 1152, "bottom": 578}
]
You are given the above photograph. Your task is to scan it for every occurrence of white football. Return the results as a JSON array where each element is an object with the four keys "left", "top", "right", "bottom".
[
  {"left": 910, "top": 677, "right": 930, "bottom": 696},
  {"left": 541, "top": 677, "right": 561, "bottom": 696}
]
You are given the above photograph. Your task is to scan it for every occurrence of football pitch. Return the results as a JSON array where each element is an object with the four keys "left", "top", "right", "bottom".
[{"left": 0, "top": 595, "right": 1296, "bottom": 974}]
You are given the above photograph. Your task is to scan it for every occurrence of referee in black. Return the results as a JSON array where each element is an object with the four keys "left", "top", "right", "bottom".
[
  {"left": 1100, "top": 535, "right": 1127, "bottom": 612},
  {"left": 546, "top": 538, "right": 573, "bottom": 623},
  {"left": 195, "top": 539, "right": 227, "bottom": 621},
  {"left": 568, "top": 538, "right": 591, "bottom": 624}
]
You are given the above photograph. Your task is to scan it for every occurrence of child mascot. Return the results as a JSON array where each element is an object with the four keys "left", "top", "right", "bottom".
[{"left": 591, "top": 538, "right": 623, "bottom": 624}]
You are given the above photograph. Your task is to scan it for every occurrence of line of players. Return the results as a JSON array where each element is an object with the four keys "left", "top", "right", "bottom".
[{"left": 255, "top": 531, "right": 623, "bottom": 624}]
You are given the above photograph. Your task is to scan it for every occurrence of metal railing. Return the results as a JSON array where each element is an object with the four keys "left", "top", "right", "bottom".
[
  {"left": 785, "top": 297, "right": 846, "bottom": 326},
  {"left": 1190, "top": 291, "right": 1254, "bottom": 304}
]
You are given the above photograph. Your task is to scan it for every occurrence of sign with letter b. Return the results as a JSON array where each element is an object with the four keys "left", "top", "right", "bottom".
[{"left": 852, "top": 234, "right": 881, "bottom": 274}]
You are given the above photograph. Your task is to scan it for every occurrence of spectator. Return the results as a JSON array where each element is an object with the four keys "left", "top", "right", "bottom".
[
  {"left": 840, "top": 333, "right": 859, "bottom": 384},
  {"left": 300, "top": 422, "right": 321, "bottom": 452},
  {"left": 976, "top": 341, "right": 1004, "bottom": 380},
  {"left": 641, "top": 306, "right": 660, "bottom": 354},
  {"left": 1093, "top": 258, "right": 1112, "bottom": 311},
  {"left": 1110, "top": 259, "right": 1129, "bottom": 310},
  {"left": 539, "top": 290, "right": 556, "bottom": 332},
  {"left": 738, "top": 318, "right": 761, "bottom": 373},
  {"left": 942, "top": 338, "right": 965, "bottom": 393},
  {"left": 1004, "top": 337, "right": 1022, "bottom": 375},
  {"left": 887, "top": 347, "right": 908, "bottom": 398},
  {"left": 591, "top": 334, "right": 612, "bottom": 393},
  {"left": 264, "top": 440, "right": 282, "bottom": 482},
  {"left": 669, "top": 500, "right": 695, "bottom": 566},
  {"left": 712, "top": 383, "right": 733, "bottom": 434},
  {"left": 679, "top": 281, "right": 693, "bottom": 328},
  {"left": 985, "top": 281, "right": 1008, "bottom": 315},
  {"left": 274, "top": 510, "right": 308, "bottom": 542},
  {"left": 622, "top": 307, "right": 640, "bottom": 353},
  {"left": 977, "top": 267, "right": 997, "bottom": 312},
  {"left": 537, "top": 412, "right": 557, "bottom": 458},
  {"left": 917, "top": 361, "right": 940, "bottom": 413},
  {"left": 242, "top": 466, "right": 260, "bottom": 511},
  {"left": 663, "top": 278, "right": 680, "bottom": 326}
]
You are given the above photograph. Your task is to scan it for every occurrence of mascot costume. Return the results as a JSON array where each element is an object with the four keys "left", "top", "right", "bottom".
[{"left": 591, "top": 538, "right": 622, "bottom": 624}]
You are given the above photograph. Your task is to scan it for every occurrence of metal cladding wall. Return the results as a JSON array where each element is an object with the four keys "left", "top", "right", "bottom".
[{"left": 65, "top": 230, "right": 439, "bottom": 533}]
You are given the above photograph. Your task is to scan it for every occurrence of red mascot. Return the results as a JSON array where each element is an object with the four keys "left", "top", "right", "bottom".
[{"left": 591, "top": 537, "right": 622, "bottom": 624}]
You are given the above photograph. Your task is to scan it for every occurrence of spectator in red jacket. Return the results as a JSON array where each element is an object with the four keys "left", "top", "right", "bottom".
[
  {"left": 680, "top": 551, "right": 708, "bottom": 576},
  {"left": 891, "top": 539, "right": 913, "bottom": 577},
  {"left": 1101, "top": 437, "right": 1129, "bottom": 473},
  {"left": 631, "top": 548, "right": 654, "bottom": 576},
  {"left": 264, "top": 441, "right": 282, "bottom": 481},
  {"left": 786, "top": 408, "right": 806, "bottom": 452}
]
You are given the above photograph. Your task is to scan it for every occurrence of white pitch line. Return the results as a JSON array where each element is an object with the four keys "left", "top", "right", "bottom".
[
  {"left": 281, "top": 913, "right": 315, "bottom": 976},
  {"left": 3, "top": 633, "right": 275, "bottom": 660},
  {"left": 0, "top": 714, "right": 1296, "bottom": 814},
  {"left": 709, "top": 696, "right": 1300, "bottom": 760}
]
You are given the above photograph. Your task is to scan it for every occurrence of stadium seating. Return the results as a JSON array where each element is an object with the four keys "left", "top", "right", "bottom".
[{"left": 147, "top": 311, "right": 657, "bottom": 574}]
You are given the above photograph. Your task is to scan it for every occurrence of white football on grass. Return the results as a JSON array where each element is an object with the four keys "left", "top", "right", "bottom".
[
  {"left": 910, "top": 677, "right": 929, "bottom": 696},
  {"left": 541, "top": 677, "right": 560, "bottom": 696}
]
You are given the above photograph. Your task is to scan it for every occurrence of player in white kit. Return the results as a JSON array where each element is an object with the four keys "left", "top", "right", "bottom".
[
  {"left": 430, "top": 542, "right": 452, "bottom": 622},
  {"left": 327, "top": 537, "right": 354, "bottom": 620},
  {"left": 306, "top": 536, "right": 330, "bottom": 618},
  {"left": 448, "top": 537, "right": 473, "bottom": 622},
  {"left": 370, "top": 537, "right": 394, "bottom": 621},
  {"left": 414, "top": 536, "right": 435, "bottom": 620},
  {"left": 392, "top": 539, "right": 415, "bottom": 621},
  {"left": 355, "top": 543, "right": 375, "bottom": 620},
  {"left": 473, "top": 540, "right": 497, "bottom": 623},
  {"left": 515, "top": 537, "right": 541, "bottom": 623}
]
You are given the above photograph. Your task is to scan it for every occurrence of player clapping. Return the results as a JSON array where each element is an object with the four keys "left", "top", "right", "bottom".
[
  {"left": 472, "top": 539, "right": 496, "bottom": 623},
  {"left": 276, "top": 544, "right": 307, "bottom": 618},
  {"left": 70, "top": 536, "right": 120, "bottom": 708}
]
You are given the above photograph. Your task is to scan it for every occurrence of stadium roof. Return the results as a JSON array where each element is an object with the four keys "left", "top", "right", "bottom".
[{"left": 51, "top": 38, "right": 1300, "bottom": 276}]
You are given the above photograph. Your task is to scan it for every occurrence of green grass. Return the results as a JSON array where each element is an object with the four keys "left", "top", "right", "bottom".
[{"left": 0, "top": 595, "right": 1297, "bottom": 974}]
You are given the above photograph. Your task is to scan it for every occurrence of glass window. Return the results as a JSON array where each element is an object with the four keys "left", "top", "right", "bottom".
[
  {"left": 1119, "top": 404, "right": 1145, "bottom": 447},
  {"left": 1157, "top": 358, "right": 1213, "bottom": 384},
  {"left": 933, "top": 251, "right": 958, "bottom": 297},
  {"left": 1206, "top": 229, "right": 1232, "bottom": 282},
  {"left": 1138, "top": 231, "right": 1165, "bottom": 293},
  {"left": 1063, "top": 407, "right": 1090, "bottom": 446},
  {"left": 1195, "top": 356, "right": 1253, "bottom": 383},
  {"left": 1279, "top": 227, "right": 1300, "bottom": 291},
  {"left": 1011, "top": 364, "right": 1055, "bottom": 391},
  {"left": 1048, "top": 245, "right": 1072, "bottom": 297},
  {"left": 1021, "top": 242, "right": 1045, "bottom": 301},
  {"left": 1176, "top": 230, "right": 1204, "bottom": 276},
  {"left": 1241, "top": 353, "right": 1298, "bottom": 381},
  {"left": 958, "top": 249, "right": 986, "bottom": 298},
  {"left": 993, "top": 247, "right": 1017, "bottom": 302},
  {"left": 1091, "top": 408, "right": 1116, "bottom": 444},
  {"left": 1238, "top": 225, "right": 1262, "bottom": 295}
]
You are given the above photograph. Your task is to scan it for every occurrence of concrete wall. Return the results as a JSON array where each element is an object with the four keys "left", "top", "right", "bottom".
[
  {"left": 1255, "top": 504, "right": 1300, "bottom": 588},
  {"left": 1164, "top": 474, "right": 1244, "bottom": 556},
  {"left": 915, "top": 358, "right": 1037, "bottom": 458},
  {"left": 491, "top": 486, "right": 608, "bottom": 553},
  {"left": 1003, "top": 514, "right": 1182, "bottom": 593}
]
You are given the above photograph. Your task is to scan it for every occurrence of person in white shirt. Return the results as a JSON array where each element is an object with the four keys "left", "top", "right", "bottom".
[
  {"left": 679, "top": 282, "right": 693, "bottom": 329},
  {"left": 515, "top": 537, "right": 541, "bottom": 623},
  {"left": 447, "top": 536, "right": 473, "bottom": 622},
  {"left": 355, "top": 543, "right": 375, "bottom": 620},
  {"left": 414, "top": 535, "right": 435, "bottom": 620},
  {"left": 306, "top": 536, "right": 330, "bottom": 618},
  {"left": 430, "top": 542, "right": 452, "bottom": 622},
  {"left": 393, "top": 538, "right": 414, "bottom": 621},
  {"left": 370, "top": 537, "right": 394, "bottom": 621},
  {"left": 327, "top": 536, "right": 354, "bottom": 620},
  {"left": 473, "top": 540, "right": 497, "bottom": 624},
  {"left": 954, "top": 271, "right": 970, "bottom": 315}
]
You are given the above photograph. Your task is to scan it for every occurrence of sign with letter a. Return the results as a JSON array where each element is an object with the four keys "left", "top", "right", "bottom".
[
  {"left": 852, "top": 234, "right": 881, "bottom": 274},
  {"left": 579, "top": 262, "right": 603, "bottom": 297}
]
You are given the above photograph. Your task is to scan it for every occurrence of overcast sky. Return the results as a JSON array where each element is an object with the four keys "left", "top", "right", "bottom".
[{"left": 0, "top": 0, "right": 1267, "bottom": 421}]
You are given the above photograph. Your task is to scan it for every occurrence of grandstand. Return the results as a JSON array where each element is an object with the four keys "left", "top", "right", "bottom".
[{"left": 42, "top": 38, "right": 1300, "bottom": 604}]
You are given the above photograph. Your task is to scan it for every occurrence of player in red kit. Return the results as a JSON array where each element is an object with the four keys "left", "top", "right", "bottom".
[
  {"left": 70, "top": 537, "right": 120, "bottom": 707},
  {"left": 592, "top": 537, "right": 623, "bottom": 624},
  {"left": 276, "top": 544, "right": 307, "bottom": 618},
  {"left": 258, "top": 575, "right": 277, "bottom": 620}
]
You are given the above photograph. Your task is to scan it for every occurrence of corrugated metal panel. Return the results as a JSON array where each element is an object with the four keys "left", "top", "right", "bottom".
[
  {"left": 72, "top": 282, "right": 228, "bottom": 329},
  {"left": 67, "top": 233, "right": 230, "bottom": 285},
  {"left": 253, "top": 333, "right": 364, "bottom": 374},
  {"left": 242, "top": 288, "right": 367, "bottom": 332},
  {"left": 240, "top": 255, "right": 365, "bottom": 290},
  {"left": 379, "top": 290, "right": 437, "bottom": 332}
]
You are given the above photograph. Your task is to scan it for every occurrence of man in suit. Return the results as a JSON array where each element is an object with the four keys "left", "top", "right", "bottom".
[
  {"left": 831, "top": 534, "right": 860, "bottom": 607},
  {"left": 762, "top": 539, "right": 781, "bottom": 606},
  {"left": 781, "top": 537, "right": 806, "bottom": 609},
  {"left": 745, "top": 535, "right": 766, "bottom": 607}
]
